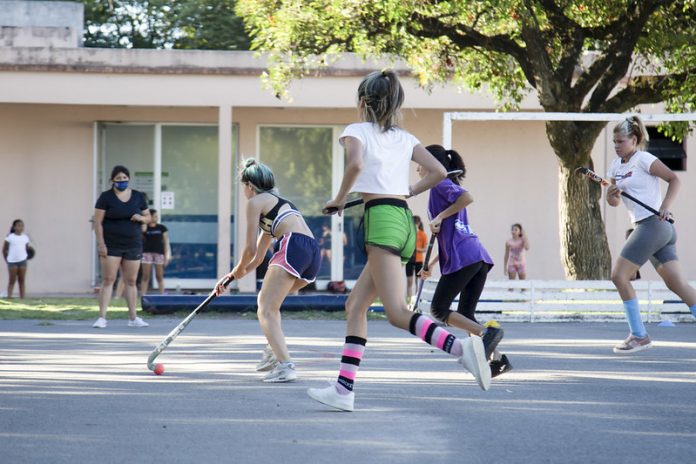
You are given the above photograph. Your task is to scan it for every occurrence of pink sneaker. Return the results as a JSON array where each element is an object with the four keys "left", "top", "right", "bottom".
[{"left": 613, "top": 334, "right": 652, "bottom": 354}]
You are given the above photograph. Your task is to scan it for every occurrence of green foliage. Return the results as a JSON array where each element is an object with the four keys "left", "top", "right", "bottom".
[
  {"left": 83, "top": 0, "right": 250, "bottom": 50},
  {"left": 236, "top": 0, "right": 695, "bottom": 279},
  {"left": 259, "top": 127, "right": 333, "bottom": 214},
  {"left": 237, "top": 0, "right": 695, "bottom": 138}
]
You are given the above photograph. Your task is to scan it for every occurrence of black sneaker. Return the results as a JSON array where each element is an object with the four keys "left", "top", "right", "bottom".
[
  {"left": 481, "top": 326, "right": 504, "bottom": 360},
  {"left": 490, "top": 354, "right": 512, "bottom": 378}
]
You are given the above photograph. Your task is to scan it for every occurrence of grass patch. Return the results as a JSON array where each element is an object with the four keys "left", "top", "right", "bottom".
[
  {"left": 0, "top": 298, "right": 387, "bottom": 321},
  {"left": 0, "top": 298, "right": 130, "bottom": 320}
]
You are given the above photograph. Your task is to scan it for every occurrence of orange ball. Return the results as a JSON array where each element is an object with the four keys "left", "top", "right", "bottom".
[{"left": 153, "top": 363, "right": 165, "bottom": 375}]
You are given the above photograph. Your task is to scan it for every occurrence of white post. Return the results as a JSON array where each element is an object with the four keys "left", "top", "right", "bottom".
[
  {"left": 153, "top": 124, "right": 162, "bottom": 216},
  {"left": 331, "top": 127, "right": 345, "bottom": 282},
  {"left": 91, "top": 122, "right": 99, "bottom": 287},
  {"left": 442, "top": 112, "right": 452, "bottom": 149},
  {"left": 529, "top": 280, "right": 536, "bottom": 323},
  {"left": 217, "top": 105, "right": 233, "bottom": 285}
]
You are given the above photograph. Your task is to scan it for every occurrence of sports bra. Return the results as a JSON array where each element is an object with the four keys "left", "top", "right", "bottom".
[{"left": 259, "top": 194, "right": 302, "bottom": 237}]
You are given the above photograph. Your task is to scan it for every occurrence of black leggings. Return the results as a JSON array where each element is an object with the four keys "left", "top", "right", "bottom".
[{"left": 430, "top": 261, "right": 491, "bottom": 324}]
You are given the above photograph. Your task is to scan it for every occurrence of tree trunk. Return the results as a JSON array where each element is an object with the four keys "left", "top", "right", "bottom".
[
  {"left": 558, "top": 165, "right": 612, "bottom": 279},
  {"left": 546, "top": 121, "right": 612, "bottom": 279}
]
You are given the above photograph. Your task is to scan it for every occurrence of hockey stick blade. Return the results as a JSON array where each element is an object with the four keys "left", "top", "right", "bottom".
[{"left": 146, "top": 275, "right": 234, "bottom": 371}]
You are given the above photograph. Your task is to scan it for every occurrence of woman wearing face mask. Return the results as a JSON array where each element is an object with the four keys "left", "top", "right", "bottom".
[{"left": 93, "top": 165, "right": 151, "bottom": 328}]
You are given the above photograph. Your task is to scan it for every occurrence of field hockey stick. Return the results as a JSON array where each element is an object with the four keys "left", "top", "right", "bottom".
[
  {"left": 410, "top": 233, "right": 437, "bottom": 313},
  {"left": 323, "top": 169, "right": 464, "bottom": 215},
  {"left": 146, "top": 275, "right": 234, "bottom": 371},
  {"left": 574, "top": 167, "right": 674, "bottom": 224}
]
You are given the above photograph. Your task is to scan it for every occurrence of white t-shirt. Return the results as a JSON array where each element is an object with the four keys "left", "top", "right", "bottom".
[
  {"left": 607, "top": 151, "right": 661, "bottom": 223},
  {"left": 339, "top": 122, "right": 420, "bottom": 195},
  {"left": 4, "top": 233, "right": 30, "bottom": 263}
]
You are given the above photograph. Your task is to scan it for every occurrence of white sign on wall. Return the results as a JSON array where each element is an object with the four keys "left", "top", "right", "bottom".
[{"left": 161, "top": 191, "right": 175, "bottom": 210}]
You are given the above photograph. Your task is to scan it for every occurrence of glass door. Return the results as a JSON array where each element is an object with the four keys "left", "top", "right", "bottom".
[
  {"left": 160, "top": 125, "right": 219, "bottom": 284},
  {"left": 93, "top": 123, "right": 155, "bottom": 286},
  {"left": 258, "top": 125, "right": 366, "bottom": 285},
  {"left": 95, "top": 123, "right": 237, "bottom": 290}
]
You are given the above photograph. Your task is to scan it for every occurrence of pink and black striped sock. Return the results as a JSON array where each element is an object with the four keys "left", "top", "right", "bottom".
[
  {"left": 335, "top": 336, "right": 366, "bottom": 395},
  {"left": 408, "top": 313, "right": 463, "bottom": 357}
]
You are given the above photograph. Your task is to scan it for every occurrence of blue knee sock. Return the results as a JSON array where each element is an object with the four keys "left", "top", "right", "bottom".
[
  {"left": 623, "top": 298, "right": 647, "bottom": 338},
  {"left": 690, "top": 304, "right": 696, "bottom": 318}
]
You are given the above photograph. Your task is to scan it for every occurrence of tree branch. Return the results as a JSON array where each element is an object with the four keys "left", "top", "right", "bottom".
[
  {"left": 581, "top": 0, "right": 678, "bottom": 41},
  {"left": 519, "top": 1, "right": 562, "bottom": 107},
  {"left": 572, "top": 0, "right": 676, "bottom": 103},
  {"left": 410, "top": 14, "right": 537, "bottom": 87},
  {"left": 591, "top": 71, "right": 691, "bottom": 113},
  {"left": 536, "top": 0, "right": 582, "bottom": 31},
  {"left": 580, "top": 1, "right": 667, "bottom": 112}
]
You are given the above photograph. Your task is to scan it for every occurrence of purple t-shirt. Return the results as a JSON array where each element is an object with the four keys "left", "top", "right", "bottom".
[{"left": 428, "top": 179, "right": 493, "bottom": 275}]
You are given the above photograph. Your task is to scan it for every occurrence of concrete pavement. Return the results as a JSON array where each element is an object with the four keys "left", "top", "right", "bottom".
[{"left": 1, "top": 318, "right": 695, "bottom": 464}]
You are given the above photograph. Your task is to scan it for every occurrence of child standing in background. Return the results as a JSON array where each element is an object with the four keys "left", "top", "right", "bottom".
[
  {"left": 3, "top": 219, "right": 32, "bottom": 299},
  {"left": 141, "top": 209, "right": 171, "bottom": 295},
  {"left": 504, "top": 223, "right": 530, "bottom": 280}
]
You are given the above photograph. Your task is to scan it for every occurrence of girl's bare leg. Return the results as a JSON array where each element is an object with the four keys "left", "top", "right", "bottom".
[{"left": 257, "top": 267, "right": 298, "bottom": 362}]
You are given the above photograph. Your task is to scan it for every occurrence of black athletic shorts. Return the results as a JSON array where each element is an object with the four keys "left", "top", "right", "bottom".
[
  {"left": 106, "top": 246, "right": 143, "bottom": 261},
  {"left": 405, "top": 261, "right": 423, "bottom": 277}
]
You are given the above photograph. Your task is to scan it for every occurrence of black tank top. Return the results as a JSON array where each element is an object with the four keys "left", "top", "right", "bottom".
[{"left": 259, "top": 194, "right": 301, "bottom": 237}]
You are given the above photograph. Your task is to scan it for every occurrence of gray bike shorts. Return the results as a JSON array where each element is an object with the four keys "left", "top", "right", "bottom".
[{"left": 621, "top": 215, "right": 677, "bottom": 268}]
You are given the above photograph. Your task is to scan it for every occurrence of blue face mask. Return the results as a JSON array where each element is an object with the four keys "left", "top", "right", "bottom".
[{"left": 113, "top": 181, "right": 129, "bottom": 191}]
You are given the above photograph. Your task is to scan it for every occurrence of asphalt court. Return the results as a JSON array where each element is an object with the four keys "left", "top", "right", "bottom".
[{"left": 1, "top": 319, "right": 695, "bottom": 464}]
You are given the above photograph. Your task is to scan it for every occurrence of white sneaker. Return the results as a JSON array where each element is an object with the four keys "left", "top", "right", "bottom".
[
  {"left": 256, "top": 345, "right": 278, "bottom": 372},
  {"left": 307, "top": 384, "right": 354, "bottom": 412},
  {"left": 263, "top": 362, "right": 297, "bottom": 383},
  {"left": 127, "top": 317, "right": 149, "bottom": 328},
  {"left": 459, "top": 335, "right": 491, "bottom": 391},
  {"left": 92, "top": 317, "right": 107, "bottom": 329}
]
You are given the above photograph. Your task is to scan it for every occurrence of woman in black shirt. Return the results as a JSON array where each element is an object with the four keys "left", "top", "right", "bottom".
[{"left": 93, "top": 165, "right": 151, "bottom": 329}]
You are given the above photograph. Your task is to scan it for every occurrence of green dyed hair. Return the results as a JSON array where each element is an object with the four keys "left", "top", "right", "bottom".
[{"left": 240, "top": 158, "right": 276, "bottom": 193}]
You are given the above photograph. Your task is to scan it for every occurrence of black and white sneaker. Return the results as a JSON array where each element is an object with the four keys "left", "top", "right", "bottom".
[
  {"left": 481, "top": 325, "right": 504, "bottom": 360},
  {"left": 489, "top": 354, "right": 513, "bottom": 378}
]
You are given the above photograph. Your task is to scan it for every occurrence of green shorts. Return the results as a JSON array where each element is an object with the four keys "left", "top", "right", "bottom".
[{"left": 363, "top": 198, "right": 416, "bottom": 264}]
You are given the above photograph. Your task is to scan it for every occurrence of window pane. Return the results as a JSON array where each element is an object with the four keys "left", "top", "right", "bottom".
[
  {"left": 161, "top": 125, "right": 219, "bottom": 279},
  {"left": 259, "top": 127, "right": 333, "bottom": 279},
  {"left": 101, "top": 124, "right": 155, "bottom": 204},
  {"left": 342, "top": 207, "right": 367, "bottom": 280}
]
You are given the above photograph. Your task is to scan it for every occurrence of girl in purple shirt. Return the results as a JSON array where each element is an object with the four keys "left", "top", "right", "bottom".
[{"left": 419, "top": 145, "right": 511, "bottom": 378}]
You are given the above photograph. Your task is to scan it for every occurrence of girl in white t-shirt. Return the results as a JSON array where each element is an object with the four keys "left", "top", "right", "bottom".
[
  {"left": 3, "top": 219, "right": 31, "bottom": 298},
  {"left": 307, "top": 70, "right": 491, "bottom": 412},
  {"left": 607, "top": 116, "right": 696, "bottom": 354}
]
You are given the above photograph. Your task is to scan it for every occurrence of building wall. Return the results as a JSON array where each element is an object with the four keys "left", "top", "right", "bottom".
[
  {"left": 0, "top": 0, "right": 84, "bottom": 47},
  {"left": 1, "top": 102, "right": 694, "bottom": 294},
  {"left": 0, "top": 104, "right": 220, "bottom": 294}
]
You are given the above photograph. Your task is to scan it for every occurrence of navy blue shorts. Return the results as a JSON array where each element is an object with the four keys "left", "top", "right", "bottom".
[{"left": 269, "top": 233, "right": 321, "bottom": 283}]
